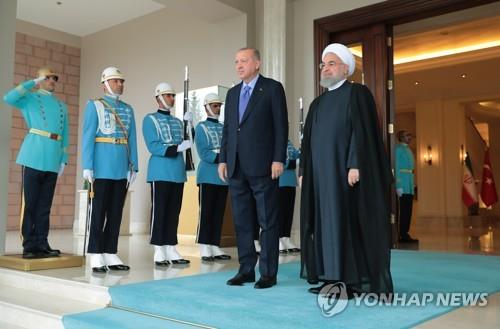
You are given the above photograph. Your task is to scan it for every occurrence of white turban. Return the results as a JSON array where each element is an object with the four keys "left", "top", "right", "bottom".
[{"left": 322, "top": 43, "right": 355, "bottom": 77}]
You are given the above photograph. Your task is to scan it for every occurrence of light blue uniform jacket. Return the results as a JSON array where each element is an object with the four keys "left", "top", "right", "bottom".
[
  {"left": 279, "top": 140, "right": 300, "bottom": 187},
  {"left": 395, "top": 143, "right": 415, "bottom": 195},
  {"left": 143, "top": 111, "right": 186, "bottom": 183},
  {"left": 3, "top": 80, "right": 69, "bottom": 173},
  {"left": 81, "top": 95, "right": 138, "bottom": 179},
  {"left": 195, "top": 118, "right": 227, "bottom": 186}
]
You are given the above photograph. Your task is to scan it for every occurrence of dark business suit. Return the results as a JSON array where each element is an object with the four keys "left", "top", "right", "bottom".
[{"left": 220, "top": 74, "right": 288, "bottom": 278}]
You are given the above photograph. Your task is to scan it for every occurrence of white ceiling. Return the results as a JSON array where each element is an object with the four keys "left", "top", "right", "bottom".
[
  {"left": 17, "top": 0, "right": 165, "bottom": 36},
  {"left": 16, "top": 0, "right": 243, "bottom": 37}
]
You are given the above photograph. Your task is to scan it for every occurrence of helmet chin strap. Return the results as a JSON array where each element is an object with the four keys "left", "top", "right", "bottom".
[
  {"left": 205, "top": 104, "right": 218, "bottom": 119},
  {"left": 160, "top": 95, "right": 172, "bottom": 110},
  {"left": 104, "top": 80, "right": 119, "bottom": 99}
]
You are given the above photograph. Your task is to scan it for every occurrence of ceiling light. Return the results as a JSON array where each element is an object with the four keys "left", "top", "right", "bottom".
[
  {"left": 479, "top": 101, "right": 500, "bottom": 110},
  {"left": 394, "top": 40, "right": 500, "bottom": 65},
  {"left": 414, "top": 81, "right": 420, "bottom": 86},
  {"left": 460, "top": 74, "right": 467, "bottom": 78}
]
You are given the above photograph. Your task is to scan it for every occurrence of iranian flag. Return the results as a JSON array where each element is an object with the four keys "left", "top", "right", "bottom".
[
  {"left": 480, "top": 148, "right": 498, "bottom": 207},
  {"left": 462, "top": 152, "right": 478, "bottom": 207}
]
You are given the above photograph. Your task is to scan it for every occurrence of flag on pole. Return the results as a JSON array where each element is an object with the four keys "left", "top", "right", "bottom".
[
  {"left": 462, "top": 152, "right": 478, "bottom": 207},
  {"left": 480, "top": 148, "right": 498, "bottom": 207}
]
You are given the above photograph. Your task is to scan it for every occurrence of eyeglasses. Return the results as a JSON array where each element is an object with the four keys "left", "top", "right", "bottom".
[
  {"left": 319, "top": 61, "right": 343, "bottom": 70},
  {"left": 47, "top": 75, "right": 59, "bottom": 82}
]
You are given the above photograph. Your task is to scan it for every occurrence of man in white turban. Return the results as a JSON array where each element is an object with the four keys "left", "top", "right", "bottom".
[{"left": 299, "top": 43, "right": 393, "bottom": 299}]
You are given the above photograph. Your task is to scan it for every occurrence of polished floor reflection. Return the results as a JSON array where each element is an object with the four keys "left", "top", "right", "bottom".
[{"left": 399, "top": 216, "right": 500, "bottom": 255}]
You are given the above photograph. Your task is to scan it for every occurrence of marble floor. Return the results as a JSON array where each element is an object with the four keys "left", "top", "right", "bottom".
[{"left": 2, "top": 215, "right": 499, "bottom": 328}]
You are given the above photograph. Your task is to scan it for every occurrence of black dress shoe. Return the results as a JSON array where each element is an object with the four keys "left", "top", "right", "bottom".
[
  {"left": 213, "top": 254, "right": 231, "bottom": 260},
  {"left": 227, "top": 272, "right": 255, "bottom": 286},
  {"left": 92, "top": 266, "right": 108, "bottom": 273},
  {"left": 39, "top": 248, "right": 60, "bottom": 258},
  {"left": 201, "top": 256, "right": 214, "bottom": 261},
  {"left": 22, "top": 251, "right": 43, "bottom": 259},
  {"left": 254, "top": 276, "right": 277, "bottom": 289},
  {"left": 279, "top": 249, "right": 288, "bottom": 254},
  {"left": 155, "top": 260, "right": 170, "bottom": 267},
  {"left": 308, "top": 281, "right": 340, "bottom": 294},
  {"left": 108, "top": 264, "right": 130, "bottom": 271},
  {"left": 287, "top": 248, "right": 301, "bottom": 253},
  {"left": 170, "top": 259, "right": 190, "bottom": 265},
  {"left": 399, "top": 236, "right": 419, "bottom": 243},
  {"left": 46, "top": 246, "right": 61, "bottom": 255}
]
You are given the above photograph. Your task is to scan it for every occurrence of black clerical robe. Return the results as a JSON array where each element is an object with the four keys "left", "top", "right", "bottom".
[{"left": 299, "top": 81, "right": 393, "bottom": 294}]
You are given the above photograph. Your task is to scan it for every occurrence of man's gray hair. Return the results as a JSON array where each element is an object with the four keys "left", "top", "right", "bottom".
[{"left": 238, "top": 47, "right": 261, "bottom": 61}]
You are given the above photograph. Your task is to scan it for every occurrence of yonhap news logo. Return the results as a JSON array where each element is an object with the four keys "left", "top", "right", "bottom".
[
  {"left": 317, "top": 282, "right": 349, "bottom": 317},
  {"left": 317, "top": 282, "right": 489, "bottom": 317}
]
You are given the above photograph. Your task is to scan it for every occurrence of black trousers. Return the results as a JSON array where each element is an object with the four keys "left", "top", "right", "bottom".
[
  {"left": 278, "top": 186, "right": 296, "bottom": 238},
  {"left": 87, "top": 179, "right": 127, "bottom": 254},
  {"left": 196, "top": 183, "right": 228, "bottom": 246},
  {"left": 150, "top": 181, "right": 184, "bottom": 246},
  {"left": 21, "top": 166, "right": 58, "bottom": 252},
  {"left": 399, "top": 193, "right": 414, "bottom": 238},
  {"left": 229, "top": 160, "right": 279, "bottom": 278}
]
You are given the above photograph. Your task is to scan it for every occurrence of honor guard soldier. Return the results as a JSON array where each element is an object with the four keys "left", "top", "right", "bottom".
[
  {"left": 195, "top": 93, "right": 231, "bottom": 261},
  {"left": 396, "top": 130, "right": 418, "bottom": 243},
  {"left": 143, "top": 82, "right": 191, "bottom": 266},
  {"left": 82, "top": 66, "right": 139, "bottom": 273},
  {"left": 278, "top": 140, "right": 300, "bottom": 253},
  {"left": 3, "top": 67, "right": 69, "bottom": 259}
]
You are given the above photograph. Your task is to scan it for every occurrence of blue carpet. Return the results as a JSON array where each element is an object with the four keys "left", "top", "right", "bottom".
[
  {"left": 63, "top": 307, "right": 199, "bottom": 329},
  {"left": 64, "top": 251, "right": 500, "bottom": 329}
]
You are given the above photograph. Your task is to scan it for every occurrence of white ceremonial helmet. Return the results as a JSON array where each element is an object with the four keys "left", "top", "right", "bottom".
[
  {"left": 204, "top": 93, "right": 223, "bottom": 106},
  {"left": 154, "top": 82, "right": 176, "bottom": 97},
  {"left": 100, "top": 66, "right": 125, "bottom": 83}
]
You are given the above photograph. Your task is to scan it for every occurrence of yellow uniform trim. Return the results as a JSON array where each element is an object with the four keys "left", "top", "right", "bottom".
[
  {"left": 95, "top": 137, "right": 128, "bottom": 145},
  {"left": 29, "top": 128, "right": 62, "bottom": 141}
]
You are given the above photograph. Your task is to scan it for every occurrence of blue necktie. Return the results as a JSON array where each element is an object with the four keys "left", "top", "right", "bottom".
[{"left": 239, "top": 85, "right": 251, "bottom": 123}]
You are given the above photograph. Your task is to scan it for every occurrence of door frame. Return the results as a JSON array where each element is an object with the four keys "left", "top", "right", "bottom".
[{"left": 313, "top": 0, "right": 499, "bottom": 97}]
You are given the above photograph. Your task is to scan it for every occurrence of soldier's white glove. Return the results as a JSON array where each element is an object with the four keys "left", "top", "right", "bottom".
[
  {"left": 177, "top": 140, "right": 191, "bottom": 152},
  {"left": 396, "top": 188, "right": 403, "bottom": 197},
  {"left": 183, "top": 112, "right": 193, "bottom": 123},
  {"left": 127, "top": 171, "right": 137, "bottom": 185},
  {"left": 34, "top": 76, "right": 46, "bottom": 84},
  {"left": 83, "top": 169, "right": 94, "bottom": 182},
  {"left": 58, "top": 163, "right": 65, "bottom": 178}
]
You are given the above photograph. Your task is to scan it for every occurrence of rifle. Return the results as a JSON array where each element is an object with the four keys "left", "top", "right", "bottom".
[
  {"left": 183, "top": 66, "right": 195, "bottom": 171},
  {"left": 83, "top": 180, "right": 94, "bottom": 257}
]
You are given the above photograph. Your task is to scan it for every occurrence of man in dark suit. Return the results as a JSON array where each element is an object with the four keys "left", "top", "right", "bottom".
[{"left": 219, "top": 47, "right": 288, "bottom": 289}]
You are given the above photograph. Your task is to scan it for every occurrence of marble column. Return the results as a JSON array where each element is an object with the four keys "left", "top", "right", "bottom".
[{"left": 261, "top": 0, "right": 287, "bottom": 87}]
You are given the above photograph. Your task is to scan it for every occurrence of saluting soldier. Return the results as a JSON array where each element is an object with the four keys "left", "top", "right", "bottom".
[
  {"left": 143, "top": 82, "right": 191, "bottom": 266},
  {"left": 278, "top": 140, "right": 300, "bottom": 253},
  {"left": 195, "top": 93, "right": 231, "bottom": 261},
  {"left": 82, "top": 66, "right": 138, "bottom": 273},
  {"left": 3, "top": 67, "right": 69, "bottom": 259}
]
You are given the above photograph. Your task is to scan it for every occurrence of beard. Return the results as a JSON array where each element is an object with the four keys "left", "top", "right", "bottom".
[{"left": 320, "top": 76, "right": 343, "bottom": 88}]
